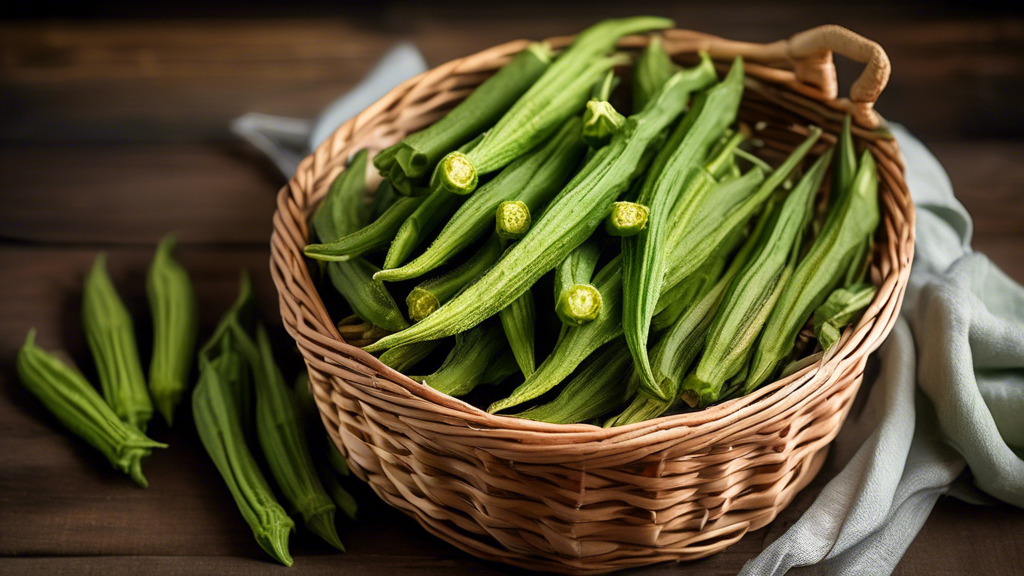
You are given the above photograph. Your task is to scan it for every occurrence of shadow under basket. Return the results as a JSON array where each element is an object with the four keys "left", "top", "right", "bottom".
[{"left": 270, "top": 24, "right": 914, "bottom": 574}]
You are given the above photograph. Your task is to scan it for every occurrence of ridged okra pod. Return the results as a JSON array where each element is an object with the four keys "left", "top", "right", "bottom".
[
  {"left": 682, "top": 148, "right": 834, "bottom": 407},
  {"left": 312, "top": 149, "right": 408, "bottom": 331},
  {"left": 18, "top": 330, "right": 166, "bottom": 487},
  {"left": 305, "top": 190, "right": 425, "bottom": 262},
  {"left": 499, "top": 282, "right": 536, "bottom": 377},
  {"left": 814, "top": 282, "right": 877, "bottom": 355},
  {"left": 245, "top": 325, "right": 345, "bottom": 552},
  {"left": 632, "top": 35, "right": 680, "bottom": 113},
  {"left": 374, "top": 42, "right": 553, "bottom": 188},
  {"left": 82, "top": 254, "right": 153, "bottom": 431},
  {"left": 412, "top": 322, "right": 518, "bottom": 396},
  {"left": 193, "top": 353, "right": 295, "bottom": 566},
  {"left": 495, "top": 200, "right": 531, "bottom": 241},
  {"left": 147, "top": 235, "right": 198, "bottom": 426},
  {"left": 436, "top": 17, "right": 673, "bottom": 194},
  {"left": 746, "top": 150, "right": 880, "bottom": 390},
  {"left": 378, "top": 340, "right": 444, "bottom": 373},
  {"left": 376, "top": 117, "right": 585, "bottom": 282},
  {"left": 622, "top": 58, "right": 744, "bottom": 400},
  {"left": 366, "top": 67, "right": 700, "bottom": 353},
  {"left": 514, "top": 341, "right": 635, "bottom": 424},
  {"left": 406, "top": 234, "right": 503, "bottom": 322}
]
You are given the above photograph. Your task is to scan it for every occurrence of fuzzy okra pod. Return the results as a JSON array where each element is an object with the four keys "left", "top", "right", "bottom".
[
  {"left": 193, "top": 353, "right": 295, "bottom": 566},
  {"left": 814, "top": 282, "right": 877, "bottom": 355},
  {"left": 378, "top": 340, "right": 444, "bottom": 373},
  {"left": 436, "top": 17, "right": 673, "bottom": 195},
  {"left": 146, "top": 235, "right": 198, "bottom": 426},
  {"left": 406, "top": 234, "right": 503, "bottom": 321},
  {"left": 305, "top": 182, "right": 424, "bottom": 262},
  {"left": 553, "top": 237, "right": 603, "bottom": 326},
  {"left": 374, "top": 42, "right": 553, "bottom": 190},
  {"left": 514, "top": 341, "right": 635, "bottom": 424},
  {"left": 681, "top": 148, "right": 834, "bottom": 407},
  {"left": 632, "top": 35, "right": 680, "bottom": 113},
  {"left": 375, "top": 117, "right": 585, "bottom": 282},
  {"left": 312, "top": 149, "right": 409, "bottom": 331},
  {"left": 499, "top": 286, "right": 536, "bottom": 377},
  {"left": 412, "top": 321, "right": 518, "bottom": 396},
  {"left": 495, "top": 201, "right": 531, "bottom": 241},
  {"left": 366, "top": 66, "right": 700, "bottom": 353},
  {"left": 622, "top": 58, "right": 745, "bottom": 400},
  {"left": 745, "top": 150, "right": 880, "bottom": 391},
  {"left": 82, "top": 254, "right": 153, "bottom": 431},
  {"left": 18, "top": 330, "right": 166, "bottom": 487}
]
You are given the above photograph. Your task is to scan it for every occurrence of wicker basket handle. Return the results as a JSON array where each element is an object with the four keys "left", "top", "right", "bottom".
[{"left": 668, "top": 25, "right": 890, "bottom": 128}]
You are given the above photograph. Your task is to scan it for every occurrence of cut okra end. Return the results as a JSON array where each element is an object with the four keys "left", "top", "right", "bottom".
[
  {"left": 605, "top": 201, "right": 650, "bottom": 237},
  {"left": 438, "top": 152, "right": 479, "bottom": 195},
  {"left": 495, "top": 200, "right": 532, "bottom": 240},
  {"left": 406, "top": 288, "right": 441, "bottom": 322},
  {"left": 556, "top": 284, "right": 603, "bottom": 326},
  {"left": 525, "top": 40, "right": 555, "bottom": 64}
]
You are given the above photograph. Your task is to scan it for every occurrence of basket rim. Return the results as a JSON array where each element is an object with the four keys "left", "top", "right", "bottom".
[{"left": 270, "top": 26, "right": 916, "bottom": 443}]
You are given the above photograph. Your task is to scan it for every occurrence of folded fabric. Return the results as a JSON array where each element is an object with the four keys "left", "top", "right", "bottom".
[{"left": 741, "top": 125, "right": 1024, "bottom": 576}]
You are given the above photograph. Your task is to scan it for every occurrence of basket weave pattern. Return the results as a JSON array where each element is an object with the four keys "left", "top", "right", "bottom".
[{"left": 270, "top": 26, "right": 914, "bottom": 574}]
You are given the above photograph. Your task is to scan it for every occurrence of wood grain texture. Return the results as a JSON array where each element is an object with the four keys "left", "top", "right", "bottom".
[{"left": 0, "top": 4, "right": 1021, "bottom": 574}]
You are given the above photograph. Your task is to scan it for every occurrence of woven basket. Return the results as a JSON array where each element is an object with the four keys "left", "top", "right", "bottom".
[{"left": 271, "top": 25, "right": 913, "bottom": 574}]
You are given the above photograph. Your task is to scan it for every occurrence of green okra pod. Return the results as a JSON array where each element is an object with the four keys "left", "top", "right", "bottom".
[
  {"left": 146, "top": 234, "right": 198, "bottom": 426},
  {"left": 514, "top": 341, "right": 635, "bottom": 424},
  {"left": 378, "top": 339, "right": 444, "bottom": 373},
  {"left": 367, "top": 67, "right": 701, "bottom": 353},
  {"left": 375, "top": 42, "right": 553, "bottom": 187},
  {"left": 813, "top": 282, "right": 877, "bottom": 354},
  {"left": 82, "top": 254, "right": 153, "bottom": 431},
  {"left": 746, "top": 150, "right": 880, "bottom": 390},
  {"left": 244, "top": 325, "right": 345, "bottom": 552},
  {"left": 17, "top": 330, "right": 166, "bottom": 487},
  {"left": 406, "top": 234, "right": 503, "bottom": 322},
  {"left": 499, "top": 285, "right": 536, "bottom": 377},
  {"left": 622, "top": 58, "right": 745, "bottom": 401},
  {"left": 305, "top": 193, "right": 425, "bottom": 262},
  {"left": 326, "top": 259, "right": 409, "bottom": 332},
  {"left": 376, "top": 117, "right": 585, "bottom": 282},
  {"left": 193, "top": 354, "right": 295, "bottom": 566},
  {"left": 582, "top": 82, "right": 626, "bottom": 149},
  {"left": 682, "top": 148, "right": 834, "bottom": 407},
  {"left": 436, "top": 17, "right": 674, "bottom": 194},
  {"left": 605, "top": 201, "right": 649, "bottom": 237},
  {"left": 632, "top": 35, "right": 680, "bottom": 113},
  {"left": 495, "top": 200, "right": 531, "bottom": 241},
  {"left": 413, "top": 322, "right": 517, "bottom": 396}
]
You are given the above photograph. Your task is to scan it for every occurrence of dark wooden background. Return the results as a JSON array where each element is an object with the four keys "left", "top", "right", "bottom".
[{"left": 2, "top": 2, "right": 1022, "bottom": 574}]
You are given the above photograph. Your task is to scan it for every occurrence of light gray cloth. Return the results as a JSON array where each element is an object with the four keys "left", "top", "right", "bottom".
[
  {"left": 740, "top": 125, "right": 1024, "bottom": 576},
  {"left": 233, "top": 47, "right": 1024, "bottom": 575}
]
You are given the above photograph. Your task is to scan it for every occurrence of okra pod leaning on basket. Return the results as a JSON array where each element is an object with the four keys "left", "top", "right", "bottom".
[
  {"left": 243, "top": 325, "right": 345, "bottom": 552},
  {"left": 312, "top": 149, "right": 409, "bottom": 331},
  {"left": 406, "top": 234, "right": 503, "bottom": 322},
  {"left": 514, "top": 341, "right": 635, "bottom": 424},
  {"left": 411, "top": 321, "right": 518, "bottom": 396},
  {"left": 17, "top": 330, "right": 166, "bottom": 487},
  {"left": 378, "top": 340, "right": 444, "bottom": 373},
  {"left": 304, "top": 181, "right": 423, "bottom": 262},
  {"left": 436, "top": 16, "right": 674, "bottom": 194},
  {"left": 374, "top": 42, "right": 554, "bottom": 191},
  {"left": 813, "top": 282, "right": 877, "bottom": 356},
  {"left": 146, "top": 234, "right": 198, "bottom": 425},
  {"left": 375, "top": 117, "right": 585, "bottom": 282},
  {"left": 622, "top": 58, "right": 744, "bottom": 400},
  {"left": 366, "top": 66, "right": 700, "bottom": 353},
  {"left": 382, "top": 134, "right": 486, "bottom": 269},
  {"left": 193, "top": 354, "right": 295, "bottom": 566},
  {"left": 745, "top": 149, "right": 880, "bottom": 391},
  {"left": 553, "top": 237, "right": 604, "bottom": 326},
  {"left": 632, "top": 34, "right": 679, "bottom": 113},
  {"left": 681, "top": 147, "right": 834, "bottom": 408},
  {"left": 82, "top": 254, "right": 153, "bottom": 431}
]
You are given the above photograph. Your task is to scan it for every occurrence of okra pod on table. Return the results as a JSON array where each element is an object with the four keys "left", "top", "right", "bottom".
[
  {"left": 622, "top": 58, "right": 744, "bottom": 400},
  {"left": 17, "top": 330, "right": 166, "bottom": 487},
  {"left": 436, "top": 16, "right": 674, "bottom": 195},
  {"left": 406, "top": 234, "right": 503, "bottom": 322},
  {"left": 412, "top": 321, "right": 517, "bottom": 396},
  {"left": 366, "top": 66, "right": 699, "bottom": 353},
  {"left": 514, "top": 341, "right": 635, "bottom": 424},
  {"left": 82, "top": 254, "right": 153, "bottom": 431},
  {"left": 746, "top": 150, "right": 880, "bottom": 391},
  {"left": 374, "top": 42, "right": 553, "bottom": 190},
  {"left": 681, "top": 148, "right": 834, "bottom": 408},
  {"left": 376, "top": 116, "right": 585, "bottom": 282},
  {"left": 146, "top": 234, "right": 198, "bottom": 426},
  {"left": 632, "top": 35, "right": 680, "bottom": 113}
]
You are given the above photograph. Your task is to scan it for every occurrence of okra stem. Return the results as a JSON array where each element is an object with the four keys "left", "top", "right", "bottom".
[
  {"left": 499, "top": 284, "right": 536, "bottom": 377},
  {"left": 495, "top": 200, "right": 531, "bottom": 240}
]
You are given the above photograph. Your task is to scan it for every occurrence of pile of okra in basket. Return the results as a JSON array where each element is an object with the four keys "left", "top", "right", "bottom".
[{"left": 305, "top": 16, "right": 881, "bottom": 425}]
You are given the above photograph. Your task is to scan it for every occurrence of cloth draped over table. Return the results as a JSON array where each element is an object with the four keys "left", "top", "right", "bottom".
[{"left": 233, "top": 45, "right": 1024, "bottom": 576}]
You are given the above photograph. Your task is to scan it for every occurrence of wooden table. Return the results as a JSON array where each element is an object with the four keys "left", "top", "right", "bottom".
[{"left": 2, "top": 4, "right": 1022, "bottom": 574}]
